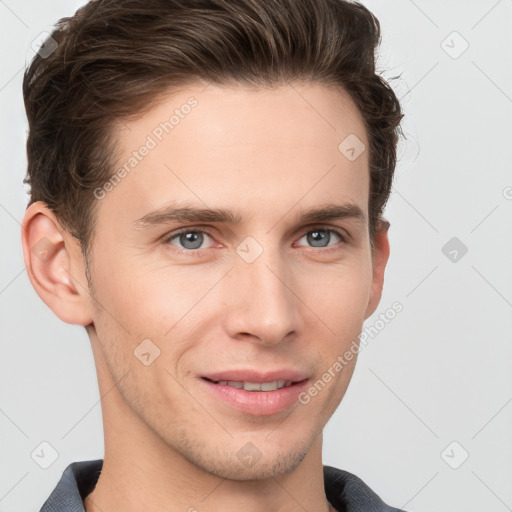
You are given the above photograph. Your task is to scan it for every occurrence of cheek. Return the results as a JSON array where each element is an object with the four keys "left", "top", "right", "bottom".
[
  {"left": 89, "top": 256, "right": 219, "bottom": 377},
  {"left": 301, "top": 261, "right": 373, "bottom": 331},
  {"left": 89, "top": 236, "right": 373, "bottom": 359},
  {"left": 297, "top": 261, "right": 372, "bottom": 405},
  {"left": 90, "top": 247, "right": 202, "bottom": 334}
]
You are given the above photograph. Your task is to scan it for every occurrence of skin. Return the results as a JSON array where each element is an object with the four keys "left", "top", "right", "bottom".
[{"left": 21, "top": 81, "right": 390, "bottom": 512}]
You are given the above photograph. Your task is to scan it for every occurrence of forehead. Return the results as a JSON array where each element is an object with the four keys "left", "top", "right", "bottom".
[{"left": 98, "top": 81, "right": 369, "bottom": 229}]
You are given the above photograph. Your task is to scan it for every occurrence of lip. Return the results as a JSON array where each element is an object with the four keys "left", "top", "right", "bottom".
[
  {"left": 199, "top": 370, "right": 310, "bottom": 416},
  {"left": 201, "top": 369, "right": 309, "bottom": 383}
]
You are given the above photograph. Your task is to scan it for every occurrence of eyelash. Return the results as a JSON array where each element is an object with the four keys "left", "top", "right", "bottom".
[{"left": 162, "top": 225, "right": 348, "bottom": 255}]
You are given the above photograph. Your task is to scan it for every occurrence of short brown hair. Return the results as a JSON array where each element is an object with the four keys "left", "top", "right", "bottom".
[{"left": 23, "top": 0, "right": 403, "bottom": 264}]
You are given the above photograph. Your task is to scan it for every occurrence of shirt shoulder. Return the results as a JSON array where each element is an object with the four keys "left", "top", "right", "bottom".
[
  {"left": 323, "top": 465, "right": 408, "bottom": 512},
  {"left": 39, "top": 459, "right": 103, "bottom": 512},
  {"left": 40, "top": 459, "right": 406, "bottom": 512}
]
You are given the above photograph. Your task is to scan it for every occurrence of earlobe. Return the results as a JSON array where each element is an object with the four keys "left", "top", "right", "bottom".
[
  {"left": 364, "top": 219, "right": 391, "bottom": 319},
  {"left": 21, "top": 201, "right": 94, "bottom": 326}
]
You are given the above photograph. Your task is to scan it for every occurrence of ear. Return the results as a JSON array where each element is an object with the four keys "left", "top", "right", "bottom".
[
  {"left": 21, "top": 201, "right": 94, "bottom": 326},
  {"left": 364, "top": 219, "right": 391, "bottom": 319}
]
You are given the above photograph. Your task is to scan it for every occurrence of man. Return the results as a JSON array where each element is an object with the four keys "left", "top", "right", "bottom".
[{"left": 21, "top": 0, "right": 405, "bottom": 510}]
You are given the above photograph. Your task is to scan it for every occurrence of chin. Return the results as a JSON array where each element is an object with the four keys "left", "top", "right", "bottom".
[
  {"left": 208, "top": 454, "right": 307, "bottom": 481},
  {"left": 179, "top": 437, "right": 311, "bottom": 481}
]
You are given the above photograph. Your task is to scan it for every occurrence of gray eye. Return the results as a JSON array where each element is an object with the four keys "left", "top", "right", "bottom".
[
  {"left": 172, "top": 231, "right": 207, "bottom": 250},
  {"left": 307, "top": 230, "right": 330, "bottom": 247},
  {"left": 300, "top": 229, "right": 341, "bottom": 248}
]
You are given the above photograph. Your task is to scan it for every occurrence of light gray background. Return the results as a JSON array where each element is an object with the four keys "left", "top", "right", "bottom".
[{"left": 1, "top": 1, "right": 511, "bottom": 511}]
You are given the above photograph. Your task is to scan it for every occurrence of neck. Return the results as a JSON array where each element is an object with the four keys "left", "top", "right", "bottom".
[
  {"left": 84, "top": 414, "right": 334, "bottom": 512},
  {"left": 84, "top": 338, "right": 335, "bottom": 512}
]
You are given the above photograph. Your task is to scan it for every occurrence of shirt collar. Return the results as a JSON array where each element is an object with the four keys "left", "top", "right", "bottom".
[{"left": 39, "top": 460, "right": 403, "bottom": 512}]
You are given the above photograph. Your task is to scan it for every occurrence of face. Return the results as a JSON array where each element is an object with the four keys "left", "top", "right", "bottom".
[{"left": 78, "top": 82, "right": 387, "bottom": 479}]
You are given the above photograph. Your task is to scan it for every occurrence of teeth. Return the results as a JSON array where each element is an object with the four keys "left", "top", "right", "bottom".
[
  {"left": 244, "top": 382, "right": 262, "bottom": 391},
  {"left": 216, "top": 380, "right": 293, "bottom": 391}
]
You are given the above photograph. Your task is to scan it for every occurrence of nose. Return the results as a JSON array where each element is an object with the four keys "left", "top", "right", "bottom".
[{"left": 223, "top": 244, "right": 301, "bottom": 347}]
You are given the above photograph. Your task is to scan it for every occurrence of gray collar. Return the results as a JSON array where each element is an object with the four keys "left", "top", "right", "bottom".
[{"left": 39, "top": 460, "right": 406, "bottom": 512}]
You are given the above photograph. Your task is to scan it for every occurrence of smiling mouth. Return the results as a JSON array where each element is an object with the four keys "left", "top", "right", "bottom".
[{"left": 202, "top": 377, "right": 307, "bottom": 391}]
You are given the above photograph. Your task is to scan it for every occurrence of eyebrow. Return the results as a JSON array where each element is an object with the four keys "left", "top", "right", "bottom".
[{"left": 132, "top": 202, "right": 366, "bottom": 229}]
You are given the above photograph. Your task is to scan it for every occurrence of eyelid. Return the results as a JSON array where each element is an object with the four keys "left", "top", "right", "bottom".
[
  {"left": 297, "top": 224, "right": 351, "bottom": 244},
  {"left": 162, "top": 224, "right": 350, "bottom": 252},
  {"left": 162, "top": 225, "right": 217, "bottom": 252},
  {"left": 163, "top": 225, "right": 216, "bottom": 238}
]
